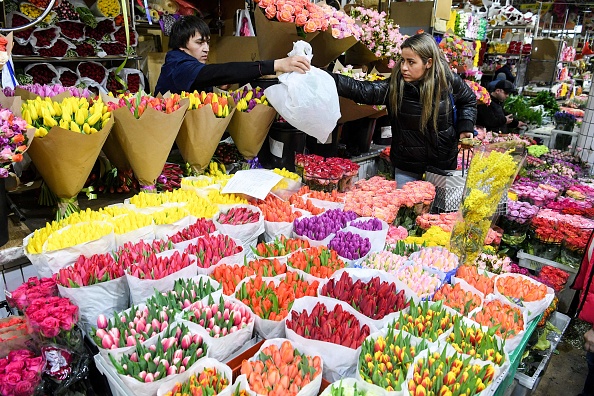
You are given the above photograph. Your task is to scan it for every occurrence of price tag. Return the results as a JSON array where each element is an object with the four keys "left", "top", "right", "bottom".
[{"left": 269, "top": 137, "right": 284, "bottom": 158}]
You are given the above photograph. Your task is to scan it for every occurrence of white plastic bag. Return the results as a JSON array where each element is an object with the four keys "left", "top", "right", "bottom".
[
  {"left": 157, "top": 358, "right": 233, "bottom": 396},
  {"left": 178, "top": 295, "right": 255, "bottom": 361},
  {"left": 23, "top": 232, "right": 51, "bottom": 278},
  {"left": 344, "top": 217, "right": 389, "bottom": 254},
  {"left": 126, "top": 251, "right": 198, "bottom": 305},
  {"left": 213, "top": 204, "right": 265, "bottom": 246},
  {"left": 237, "top": 338, "right": 323, "bottom": 396},
  {"left": 493, "top": 273, "right": 554, "bottom": 323},
  {"left": 263, "top": 207, "right": 309, "bottom": 242},
  {"left": 319, "top": 268, "right": 415, "bottom": 330},
  {"left": 264, "top": 41, "right": 341, "bottom": 143},
  {"left": 153, "top": 214, "right": 193, "bottom": 241},
  {"left": 57, "top": 276, "right": 130, "bottom": 335},
  {"left": 115, "top": 224, "right": 156, "bottom": 248},
  {"left": 319, "top": 377, "right": 381, "bottom": 396},
  {"left": 284, "top": 296, "right": 378, "bottom": 382}
]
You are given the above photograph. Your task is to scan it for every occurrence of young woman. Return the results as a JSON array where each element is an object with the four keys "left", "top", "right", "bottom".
[
  {"left": 330, "top": 33, "right": 477, "bottom": 187},
  {"left": 155, "top": 15, "right": 310, "bottom": 95}
]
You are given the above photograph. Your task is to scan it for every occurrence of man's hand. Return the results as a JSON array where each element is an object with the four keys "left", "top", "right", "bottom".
[
  {"left": 274, "top": 56, "right": 311, "bottom": 74},
  {"left": 506, "top": 114, "right": 514, "bottom": 124},
  {"left": 584, "top": 328, "right": 594, "bottom": 352},
  {"left": 459, "top": 132, "right": 473, "bottom": 139},
  {"left": 518, "top": 121, "right": 527, "bottom": 128}
]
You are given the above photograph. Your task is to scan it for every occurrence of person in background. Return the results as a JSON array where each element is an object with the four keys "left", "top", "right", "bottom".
[
  {"left": 487, "top": 72, "right": 507, "bottom": 92},
  {"left": 574, "top": 234, "right": 594, "bottom": 396},
  {"left": 329, "top": 33, "right": 477, "bottom": 187},
  {"left": 155, "top": 15, "right": 310, "bottom": 95},
  {"left": 476, "top": 79, "right": 526, "bottom": 134},
  {"left": 494, "top": 57, "right": 515, "bottom": 83}
]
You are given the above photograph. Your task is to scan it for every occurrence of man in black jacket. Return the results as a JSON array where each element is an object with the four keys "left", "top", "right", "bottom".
[{"left": 476, "top": 80, "right": 526, "bottom": 134}]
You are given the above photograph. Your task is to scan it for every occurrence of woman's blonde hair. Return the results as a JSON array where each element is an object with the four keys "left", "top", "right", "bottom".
[{"left": 389, "top": 33, "right": 453, "bottom": 133}]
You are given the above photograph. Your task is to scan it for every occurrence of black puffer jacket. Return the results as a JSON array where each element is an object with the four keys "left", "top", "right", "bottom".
[{"left": 332, "top": 73, "right": 477, "bottom": 174}]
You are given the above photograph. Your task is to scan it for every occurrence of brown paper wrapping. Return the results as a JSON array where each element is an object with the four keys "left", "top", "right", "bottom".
[
  {"left": 0, "top": 91, "right": 23, "bottom": 116},
  {"left": 337, "top": 97, "right": 387, "bottom": 124},
  {"left": 27, "top": 118, "right": 113, "bottom": 199},
  {"left": 345, "top": 41, "right": 383, "bottom": 66},
  {"left": 101, "top": 132, "right": 131, "bottom": 170},
  {"left": 254, "top": 8, "right": 355, "bottom": 67},
  {"left": 176, "top": 103, "right": 237, "bottom": 172},
  {"left": 307, "top": 30, "right": 357, "bottom": 68},
  {"left": 254, "top": 7, "right": 319, "bottom": 61},
  {"left": 15, "top": 87, "right": 73, "bottom": 102},
  {"left": 227, "top": 104, "right": 277, "bottom": 159},
  {"left": 109, "top": 99, "right": 189, "bottom": 187}
]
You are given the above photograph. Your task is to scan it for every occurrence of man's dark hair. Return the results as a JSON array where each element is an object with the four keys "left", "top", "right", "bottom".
[{"left": 169, "top": 15, "right": 210, "bottom": 49}]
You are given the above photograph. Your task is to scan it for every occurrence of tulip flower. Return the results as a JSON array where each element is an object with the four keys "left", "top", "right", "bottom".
[
  {"left": 183, "top": 296, "right": 253, "bottom": 338},
  {"left": 393, "top": 301, "right": 456, "bottom": 343}
]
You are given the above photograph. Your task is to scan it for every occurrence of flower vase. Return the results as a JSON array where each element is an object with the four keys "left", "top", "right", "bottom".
[
  {"left": 559, "top": 241, "right": 584, "bottom": 269},
  {"left": 450, "top": 142, "right": 526, "bottom": 265},
  {"left": 532, "top": 235, "right": 562, "bottom": 261},
  {"left": 0, "top": 178, "right": 7, "bottom": 247}
]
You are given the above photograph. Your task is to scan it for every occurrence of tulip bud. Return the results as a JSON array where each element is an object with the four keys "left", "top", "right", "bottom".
[
  {"left": 130, "top": 353, "right": 138, "bottom": 362},
  {"left": 167, "top": 365, "right": 178, "bottom": 376},
  {"left": 148, "top": 344, "right": 156, "bottom": 352},
  {"left": 97, "top": 314, "right": 108, "bottom": 329},
  {"left": 181, "top": 334, "right": 192, "bottom": 350},
  {"left": 182, "top": 356, "right": 190, "bottom": 367},
  {"left": 173, "top": 349, "right": 183, "bottom": 361},
  {"left": 144, "top": 373, "right": 154, "bottom": 383},
  {"left": 96, "top": 329, "right": 108, "bottom": 339},
  {"left": 139, "top": 371, "right": 147, "bottom": 380},
  {"left": 126, "top": 336, "right": 136, "bottom": 347}
]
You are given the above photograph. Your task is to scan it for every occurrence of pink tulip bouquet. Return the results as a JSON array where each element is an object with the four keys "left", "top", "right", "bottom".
[{"left": 54, "top": 253, "right": 124, "bottom": 287}]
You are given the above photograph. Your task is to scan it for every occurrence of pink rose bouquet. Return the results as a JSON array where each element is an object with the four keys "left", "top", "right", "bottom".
[
  {"left": 320, "top": 4, "right": 362, "bottom": 39},
  {"left": 0, "top": 349, "right": 44, "bottom": 396},
  {"left": 351, "top": 7, "right": 405, "bottom": 61},
  {"left": 464, "top": 80, "right": 491, "bottom": 106},
  {"left": 6, "top": 277, "right": 58, "bottom": 312},
  {"left": 25, "top": 296, "right": 79, "bottom": 340}
]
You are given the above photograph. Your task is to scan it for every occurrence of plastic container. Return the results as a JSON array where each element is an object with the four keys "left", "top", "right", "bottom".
[
  {"left": 514, "top": 311, "right": 571, "bottom": 389},
  {"left": 302, "top": 174, "right": 340, "bottom": 192},
  {"left": 259, "top": 122, "right": 306, "bottom": 172},
  {"left": 516, "top": 250, "right": 578, "bottom": 313}
]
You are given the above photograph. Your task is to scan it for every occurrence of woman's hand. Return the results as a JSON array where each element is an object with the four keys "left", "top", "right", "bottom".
[
  {"left": 459, "top": 132, "right": 473, "bottom": 139},
  {"left": 585, "top": 328, "right": 594, "bottom": 352},
  {"left": 274, "top": 56, "right": 311, "bottom": 74}
]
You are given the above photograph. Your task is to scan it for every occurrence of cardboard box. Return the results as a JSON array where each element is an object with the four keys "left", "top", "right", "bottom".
[
  {"left": 209, "top": 35, "right": 259, "bottom": 63},
  {"left": 390, "top": 1, "right": 434, "bottom": 28}
]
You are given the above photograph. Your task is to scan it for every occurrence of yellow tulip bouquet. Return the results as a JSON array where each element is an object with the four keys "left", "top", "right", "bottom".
[{"left": 23, "top": 96, "right": 114, "bottom": 219}]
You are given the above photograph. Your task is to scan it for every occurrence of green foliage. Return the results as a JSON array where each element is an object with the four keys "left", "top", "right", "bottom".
[
  {"left": 530, "top": 91, "right": 560, "bottom": 115},
  {"left": 504, "top": 95, "right": 543, "bottom": 126}
]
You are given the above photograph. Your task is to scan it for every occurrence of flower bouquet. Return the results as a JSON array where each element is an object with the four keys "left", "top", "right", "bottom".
[
  {"left": 253, "top": 0, "right": 356, "bottom": 67},
  {"left": 450, "top": 142, "right": 526, "bottom": 265},
  {"left": 439, "top": 33, "right": 474, "bottom": 72},
  {"left": 0, "top": 349, "right": 44, "bottom": 396},
  {"left": 102, "top": 92, "right": 188, "bottom": 191},
  {"left": 157, "top": 359, "right": 232, "bottom": 396},
  {"left": 0, "top": 105, "right": 34, "bottom": 181},
  {"left": 108, "top": 323, "right": 208, "bottom": 395},
  {"left": 23, "top": 96, "right": 113, "bottom": 218},
  {"left": 176, "top": 91, "right": 235, "bottom": 172},
  {"left": 53, "top": 253, "right": 129, "bottom": 334},
  {"left": 25, "top": 296, "right": 82, "bottom": 351},
  {"left": 5, "top": 276, "right": 58, "bottom": 313},
  {"left": 348, "top": 7, "right": 404, "bottom": 67},
  {"left": 475, "top": 252, "right": 512, "bottom": 274},
  {"left": 465, "top": 80, "right": 491, "bottom": 106},
  {"left": 226, "top": 86, "right": 276, "bottom": 160},
  {"left": 499, "top": 199, "right": 539, "bottom": 237}
]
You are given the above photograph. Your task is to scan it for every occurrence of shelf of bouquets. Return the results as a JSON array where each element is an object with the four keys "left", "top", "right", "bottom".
[
  {"left": 5, "top": 0, "right": 142, "bottom": 94},
  {"left": 12, "top": 209, "right": 552, "bottom": 394},
  {"left": 0, "top": 83, "right": 284, "bottom": 218},
  {"left": 2, "top": 156, "right": 564, "bottom": 395}
]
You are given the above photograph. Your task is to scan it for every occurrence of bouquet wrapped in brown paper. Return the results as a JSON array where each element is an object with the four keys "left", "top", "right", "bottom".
[
  {"left": 24, "top": 96, "right": 113, "bottom": 218},
  {"left": 227, "top": 86, "right": 277, "bottom": 159},
  {"left": 103, "top": 92, "right": 189, "bottom": 192},
  {"left": 254, "top": 4, "right": 357, "bottom": 68},
  {"left": 176, "top": 91, "right": 236, "bottom": 173}
]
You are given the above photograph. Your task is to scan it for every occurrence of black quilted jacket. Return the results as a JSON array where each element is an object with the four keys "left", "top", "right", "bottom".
[{"left": 332, "top": 73, "right": 477, "bottom": 174}]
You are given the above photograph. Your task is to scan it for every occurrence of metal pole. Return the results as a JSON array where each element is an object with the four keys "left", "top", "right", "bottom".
[
  {"left": 562, "top": 7, "right": 570, "bottom": 40},
  {"left": 549, "top": 14, "right": 554, "bottom": 38},
  {"left": 535, "top": 2, "right": 543, "bottom": 38},
  {"left": 0, "top": 0, "right": 56, "bottom": 32}
]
